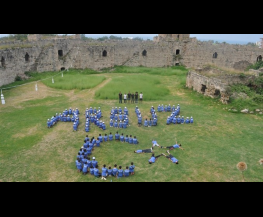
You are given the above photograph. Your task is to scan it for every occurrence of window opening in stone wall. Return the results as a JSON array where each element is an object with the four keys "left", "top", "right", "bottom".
[
  {"left": 142, "top": 50, "right": 147, "bottom": 56},
  {"left": 1, "top": 56, "right": 5, "bottom": 67},
  {"left": 201, "top": 84, "right": 207, "bottom": 93},
  {"left": 214, "top": 89, "right": 220, "bottom": 96},
  {"left": 25, "top": 53, "right": 29, "bottom": 62},
  {"left": 175, "top": 63, "right": 179, "bottom": 66},
  {"left": 102, "top": 50, "right": 107, "bottom": 57},
  {"left": 257, "top": 55, "right": 262, "bottom": 62},
  {"left": 177, "top": 35, "right": 179, "bottom": 39},
  {"left": 58, "top": 50, "right": 63, "bottom": 57},
  {"left": 176, "top": 49, "right": 180, "bottom": 55},
  {"left": 61, "top": 67, "right": 65, "bottom": 71},
  {"left": 213, "top": 52, "right": 218, "bottom": 58}
]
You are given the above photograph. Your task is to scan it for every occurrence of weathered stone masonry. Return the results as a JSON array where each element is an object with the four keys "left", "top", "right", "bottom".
[{"left": 0, "top": 34, "right": 262, "bottom": 87}]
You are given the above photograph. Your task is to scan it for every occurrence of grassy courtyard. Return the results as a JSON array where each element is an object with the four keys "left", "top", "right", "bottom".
[{"left": 0, "top": 66, "right": 263, "bottom": 182}]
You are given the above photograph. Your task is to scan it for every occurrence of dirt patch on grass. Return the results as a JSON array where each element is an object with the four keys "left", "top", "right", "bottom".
[{"left": 12, "top": 124, "right": 41, "bottom": 139}]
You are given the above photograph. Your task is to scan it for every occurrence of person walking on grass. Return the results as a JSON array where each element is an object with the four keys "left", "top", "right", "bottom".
[{"left": 119, "top": 92, "right": 122, "bottom": 104}]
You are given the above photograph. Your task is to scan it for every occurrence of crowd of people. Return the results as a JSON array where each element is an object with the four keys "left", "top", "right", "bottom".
[
  {"left": 46, "top": 108, "right": 80, "bottom": 131},
  {"left": 118, "top": 92, "right": 143, "bottom": 104},
  {"left": 84, "top": 107, "right": 105, "bottom": 132},
  {"left": 135, "top": 106, "right": 158, "bottom": 127},
  {"left": 75, "top": 134, "right": 136, "bottom": 180},
  {"left": 110, "top": 107, "right": 129, "bottom": 129}
]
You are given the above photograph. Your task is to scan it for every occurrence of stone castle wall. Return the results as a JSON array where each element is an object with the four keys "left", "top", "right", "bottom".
[{"left": 0, "top": 35, "right": 262, "bottom": 87}]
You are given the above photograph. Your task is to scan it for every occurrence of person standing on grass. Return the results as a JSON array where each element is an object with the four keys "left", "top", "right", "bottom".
[
  {"left": 127, "top": 91, "right": 131, "bottom": 103},
  {"left": 124, "top": 93, "right": 127, "bottom": 103},
  {"left": 139, "top": 92, "right": 143, "bottom": 103},
  {"left": 119, "top": 92, "right": 122, "bottom": 104},
  {"left": 135, "top": 92, "right": 139, "bottom": 103},
  {"left": 131, "top": 92, "right": 135, "bottom": 103}
]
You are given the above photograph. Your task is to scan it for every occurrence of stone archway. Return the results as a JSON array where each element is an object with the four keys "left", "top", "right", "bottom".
[
  {"left": 257, "top": 55, "right": 262, "bottom": 62},
  {"left": 213, "top": 52, "right": 218, "bottom": 59},
  {"left": 142, "top": 50, "right": 147, "bottom": 56},
  {"left": 176, "top": 49, "right": 180, "bottom": 55},
  {"left": 58, "top": 50, "right": 63, "bottom": 57},
  {"left": 25, "top": 53, "right": 30, "bottom": 62},
  {"left": 102, "top": 50, "right": 107, "bottom": 57},
  {"left": 1, "top": 56, "right": 5, "bottom": 67}
]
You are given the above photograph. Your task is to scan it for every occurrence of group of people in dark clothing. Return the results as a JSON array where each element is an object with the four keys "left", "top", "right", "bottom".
[{"left": 119, "top": 91, "right": 143, "bottom": 104}]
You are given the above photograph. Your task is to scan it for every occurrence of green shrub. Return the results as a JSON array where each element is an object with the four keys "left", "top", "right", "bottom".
[{"left": 15, "top": 75, "right": 22, "bottom": 81}]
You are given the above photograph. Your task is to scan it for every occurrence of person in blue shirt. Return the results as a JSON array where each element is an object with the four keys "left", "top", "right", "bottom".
[
  {"left": 129, "top": 162, "right": 135, "bottom": 175},
  {"left": 148, "top": 153, "right": 162, "bottom": 164},
  {"left": 167, "top": 104, "right": 171, "bottom": 112},
  {"left": 114, "top": 120, "right": 118, "bottom": 128},
  {"left": 118, "top": 107, "right": 122, "bottom": 114},
  {"left": 82, "top": 162, "right": 89, "bottom": 175},
  {"left": 67, "top": 115, "right": 71, "bottom": 122},
  {"left": 115, "top": 131, "right": 120, "bottom": 141},
  {"left": 162, "top": 151, "right": 179, "bottom": 164},
  {"left": 120, "top": 133, "right": 124, "bottom": 143},
  {"left": 101, "top": 164, "right": 108, "bottom": 180},
  {"left": 108, "top": 166, "right": 113, "bottom": 176},
  {"left": 73, "top": 122, "right": 78, "bottom": 131},
  {"left": 98, "top": 134, "right": 103, "bottom": 143},
  {"left": 134, "top": 147, "right": 153, "bottom": 153},
  {"left": 166, "top": 116, "right": 171, "bottom": 125},
  {"left": 124, "top": 166, "right": 130, "bottom": 177},
  {"left": 185, "top": 117, "right": 190, "bottom": 124},
  {"left": 119, "top": 113, "right": 123, "bottom": 121},
  {"left": 112, "top": 164, "right": 118, "bottom": 177},
  {"left": 93, "top": 107, "right": 97, "bottom": 114},
  {"left": 152, "top": 140, "right": 160, "bottom": 147},
  {"left": 148, "top": 118, "right": 152, "bottom": 127},
  {"left": 76, "top": 159, "right": 82, "bottom": 172},
  {"left": 164, "top": 105, "right": 167, "bottom": 112},
  {"left": 90, "top": 167, "right": 94, "bottom": 175},
  {"left": 177, "top": 104, "right": 180, "bottom": 114},
  {"left": 172, "top": 105, "right": 175, "bottom": 112},
  {"left": 129, "top": 135, "right": 133, "bottom": 144},
  {"left": 87, "top": 144, "right": 92, "bottom": 155},
  {"left": 114, "top": 107, "right": 118, "bottom": 114},
  {"left": 92, "top": 157, "right": 98, "bottom": 168},
  {"left": 161, "top": 142, "right": 184, "bottom": 150},
  {"left": 85, "top": 135, "right": 90, "bottom": 142},
  {"left": 123, "top": 121, "right": 127, "bottom": 129},
  {"left": 144, "top": 119, "right": 148, "bottom": 127},
  {"left": 119, "top": 121, "right": 123, "bottom": 128},
  {"left": 75, "top": 158, "right": 79, "bottom": 168},
  {"left": 109, "top": 132, "right": 113, "bottom": 141},
  {"left": 85, "top": 125, "right": 90, "bottom": 132},
  {"left": 157, "top": 105, "right": 161, "bottom": 112},
  {"left": 86, "top": 157, "right": 92, "bottom": 168},
  {"left": 152, "top": 118, "right": 157, "bottom": 126},
  {"left": 82, "top": 155, "right": 88, "bottom": 165},
  {"left": 177, "top": 115, "right": 181, "bottom": 124},
  {"left": 138, "top": 115, "right": 142, "bottom": 127},
  {"left": 94, "top": 165, "right": 101, "bottom": 178},
  {"left": 104, "top": 134, "right": 108, "bottom": 142},
  {"left": 96, "top": 138, "right": 100, "bottom": 147},
  {"left": 172, "top": 116, "right": 177, "bottom": 124},
  {"left": 190, "top": 116, "right": 194, "bottom": 123},
  {"left": 110, "top": 113, "right": 114, "bottom": 120},
  {"left": 125, "top": 135, "right": 129, "bottom": 143},
  {"left": 110, "top": 119, "right": 114, "bottom": 127},
  {"left": 124, "top": 107, "right": 128, "bottom": 115},
  {"left": 117, "top": 166, "right": 124, "bottom": 178},
  {"left": 133, "top": 136, "right": 139, "bottom": 144}
]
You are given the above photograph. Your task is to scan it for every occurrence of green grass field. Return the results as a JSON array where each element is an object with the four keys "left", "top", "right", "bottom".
[{"left": 0, "top": 66, "right": 263, "bottom": 182}]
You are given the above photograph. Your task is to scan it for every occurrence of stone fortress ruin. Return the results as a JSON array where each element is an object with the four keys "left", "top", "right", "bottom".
[{"left": 0, "top": 34, "right": 262, "bottom": 103}]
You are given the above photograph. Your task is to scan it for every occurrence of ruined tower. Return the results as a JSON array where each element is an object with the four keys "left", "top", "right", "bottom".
[{"left": 153, "top": 34, "right": 190, "bottom": 42}]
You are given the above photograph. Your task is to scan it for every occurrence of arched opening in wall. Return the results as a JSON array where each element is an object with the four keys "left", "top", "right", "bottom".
[
  {"left": 177, "top": 35, "right": 180, "bottom": 40},
  {"left": 214, "top": 89, "right": 220, "bottom": 96},
  {"left": 142, "top": 50, "right": 147, "bottom": 56},
  {"left": 1, "top": 56, "right": 5, "bottom": 67},
  {"left": 176, "top": 49, "right": 180, "bottom": 55},
  {"left": 257, "top": 55, "right": 262, "bottom": 62},
  {"left": 175, "top": 63, "right": 179, "bottom": 66},
  {"left": 201, "top": 84, "right": 207, "bottom": 93},
  {"left": 61, "top": 67, "right": 65, "bottom": 71},
  {"left": 58, "top": 50, "right": 63, "bottom": 57},
  {"left": 25, "top": 53, "right": 29, "bottom": 62},
  {"left": 213, "top": 52, "right": 218, "bottom": 59},
  {"left": 102, "top": 50, "right": 107, "bottom": 57}
]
